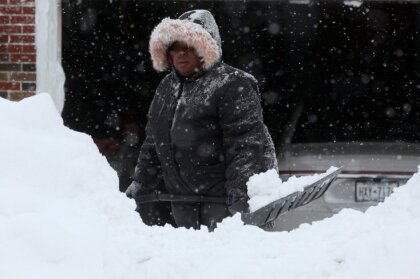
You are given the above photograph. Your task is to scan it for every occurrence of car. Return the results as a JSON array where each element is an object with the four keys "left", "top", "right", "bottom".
[
  {"left": 273, "top": 141, "right": 420, "bottom": 231},
  {"left": 271, "top": 89, "right": 420, "bottom": 231}
]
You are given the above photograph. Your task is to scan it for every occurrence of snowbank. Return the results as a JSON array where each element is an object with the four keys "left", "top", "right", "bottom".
[{"left": 1, "top": 94, "right": 419, "bottom": 279}]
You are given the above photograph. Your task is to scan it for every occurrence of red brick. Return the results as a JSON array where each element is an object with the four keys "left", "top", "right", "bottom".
[
  {"left": 0, "top": 16, "right": 9, "bottom": 23},
  {"left": 0, "top": 6, "right": 21, "bottom": 14},
  {"left": 0, "top": 0, "right": 8, "bottom": 5},
  {"left": 10, "top": 72, "right": 35, "bottom": 81},
  {"left": 9, "top": 92, "right": 34, "bottom": 101},
  {"left": 11, "top": 54, "right": 35, "bottom": 62},
  {"left": 22, "top": 25, "right": 34, "bottom": 33},
  {"left": 9, "top": 0, "right": 34, "bottom": 5},
  {"left": 22, "top": 6, "right": 34, "bottom": 14},
  {"left": 7, "top": 45, "right": 22, "bottom": 52},
  {"left": 11, "top": 15, "right": 34, "bottom": 24},
  {"left": 0, "top": 35, "right": 8, "bottom": 43},
  {"left": 0, "top": 63, "right": 20, "bottom": 71},
  {"left": 0, "top": 25, "right": 21, "bottom": 33},
  {"left": 0, "top": 82, "right": 20, "bottom": 90},
  {"left": 0, "top": 53, "right": 9, "bottom": 62},
  {"left": 10, "top": 35, "right": 34, "bottom": 43},
  {"left": 0, "top": 72, "right": 8, "bottom": 80},
  {"left": 9, "top": 92, "right": 35, "bottom": 101},
  {"left": 21, "top": 82, "right": 35, "bottom": 91},
  {"left": 22, "top": 63, "right": 35, "bottom": 71},
  {"left": 22, "top": 45, "right": 35, "bottom": 53}
]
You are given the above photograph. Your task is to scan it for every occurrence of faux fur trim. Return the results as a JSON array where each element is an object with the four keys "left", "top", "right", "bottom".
[{"left": 149, "top": 18, "right": 221, "bottom": 72}]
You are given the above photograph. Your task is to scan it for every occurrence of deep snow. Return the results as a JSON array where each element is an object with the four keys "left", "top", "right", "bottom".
[{"left": 1, "top": 94, "right": 420, "bottom": 279}]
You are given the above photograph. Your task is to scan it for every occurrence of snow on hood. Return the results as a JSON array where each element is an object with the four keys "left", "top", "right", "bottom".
[
  {"left": 149, "top": 9, "right": 222, "bottom": 72},
  {"left": 1, "top": 94, "right": 420, "bottom": 279}
]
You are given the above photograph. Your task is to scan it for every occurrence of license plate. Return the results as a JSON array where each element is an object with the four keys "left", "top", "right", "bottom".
[{"left": 355, "top": 181, "right": 398, "bottom": 202}]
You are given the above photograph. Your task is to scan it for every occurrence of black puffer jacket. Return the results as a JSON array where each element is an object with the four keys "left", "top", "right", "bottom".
[
  {"left": 133, "top": 61, "right": 277, "bottom": 197},
  {"left": 132, "top": 9, "right": 277, "bottom": 199}
]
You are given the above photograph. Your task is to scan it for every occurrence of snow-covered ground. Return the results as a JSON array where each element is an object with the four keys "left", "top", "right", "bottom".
[{"left": 1, "top": 94, "right": 420, "bottom": 279}]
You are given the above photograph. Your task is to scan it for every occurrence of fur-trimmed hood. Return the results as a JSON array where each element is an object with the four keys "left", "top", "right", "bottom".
[{"left": 149, "top": 10, "right": 222, "bottom": 72}]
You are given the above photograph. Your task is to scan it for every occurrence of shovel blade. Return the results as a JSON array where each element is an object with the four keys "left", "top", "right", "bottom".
[{"left": 240, "top": 167, "right": 342, "bottom": 228}]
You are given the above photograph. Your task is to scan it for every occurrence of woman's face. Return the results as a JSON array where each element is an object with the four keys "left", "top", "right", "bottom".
[{"left": 168, "top": 41, "right": 202, "bottom": 77}]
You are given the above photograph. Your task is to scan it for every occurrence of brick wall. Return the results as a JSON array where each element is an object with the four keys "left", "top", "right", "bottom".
[{"left": 0, "top": 0, "right": 36, "bottom": 101}]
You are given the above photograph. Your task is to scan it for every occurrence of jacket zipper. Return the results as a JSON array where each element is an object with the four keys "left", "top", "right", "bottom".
[
  {"left": 171, "top": 81, "right": 184, "bottom": 130},
  {"left": 167, "top": 80, "right": 190, "bottom": 192}
]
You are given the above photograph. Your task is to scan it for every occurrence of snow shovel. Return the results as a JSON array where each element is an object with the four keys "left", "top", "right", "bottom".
[
  {"left": 229, "top": 167, "right": 343, "bottom": 228},
  {"left": 134, "top": 167, "right": 342, "bottom": 228}
]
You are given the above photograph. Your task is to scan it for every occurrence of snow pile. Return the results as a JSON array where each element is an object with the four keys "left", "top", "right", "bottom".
[
  {"left": 1, "top": 94, "right": 420, "bottom": 279},
  {"left": 247, "top": 167, "right": 338, "bottom": 212},
  {"left": 0, "top": 94, "right": 125, "bottom": 278}
]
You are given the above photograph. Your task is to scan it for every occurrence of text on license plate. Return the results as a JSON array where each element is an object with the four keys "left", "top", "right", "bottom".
[{"left": 355, "top": 181, "right": 398, "bottom": 202}]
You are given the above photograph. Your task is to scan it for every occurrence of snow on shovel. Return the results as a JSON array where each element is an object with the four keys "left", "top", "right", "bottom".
[{"left": 231, "top": 167, "right": 342, "bottom": 228}]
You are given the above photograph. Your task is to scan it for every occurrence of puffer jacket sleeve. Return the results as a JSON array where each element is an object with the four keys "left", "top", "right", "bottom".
[
  {"left": 131, "top": 89, "right": 164, "bottom": 193},
  {"left": 217, "top": 76, "right": 269, "bottom": 196},
  {"left": 131, "top": 123, "right": 163, "bottom": 193}
]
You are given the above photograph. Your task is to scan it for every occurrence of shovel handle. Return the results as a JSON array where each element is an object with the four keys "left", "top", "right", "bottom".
[{"left": 135, "top": 193, "right": 227, "bottom": 204}]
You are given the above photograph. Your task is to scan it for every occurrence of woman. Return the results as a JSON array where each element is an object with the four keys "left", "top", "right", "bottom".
[{"left": 126, "top": 10, "right": 277, "bottom": 230}]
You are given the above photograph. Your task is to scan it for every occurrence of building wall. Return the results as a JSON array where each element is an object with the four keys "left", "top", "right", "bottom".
[{"left": 0, "top": 0, "right": 36, "bottom": 101}]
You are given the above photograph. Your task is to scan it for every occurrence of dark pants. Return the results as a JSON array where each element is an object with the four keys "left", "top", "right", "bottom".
[
  {"left": 136, "top": 201, "right": 177, "bottom": 227},
  {"left": 171, "top": 202, "right": 231, "bottom": 231}
]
